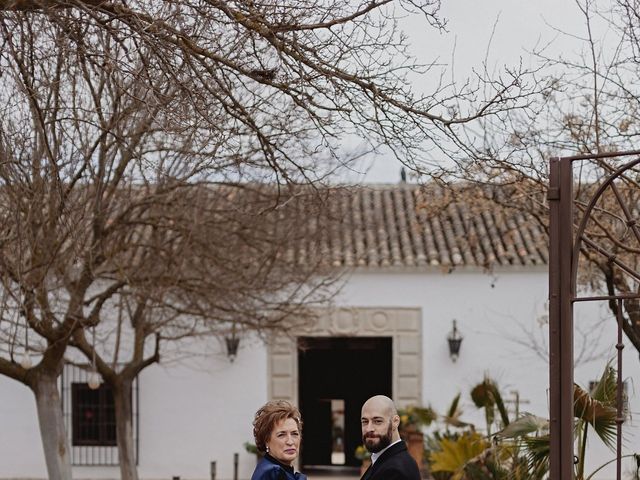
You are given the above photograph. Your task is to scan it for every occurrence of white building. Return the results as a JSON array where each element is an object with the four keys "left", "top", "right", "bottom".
[{"left": 1, "top": 184, "right": 638, "bottom": 479}]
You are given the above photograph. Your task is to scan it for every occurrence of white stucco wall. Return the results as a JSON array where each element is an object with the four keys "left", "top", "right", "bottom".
[
  {"left": 338, "top": 268, "right": 553, "bottom": 417},
  {"left": 0, "top": 336, "right": 269, "bottom": 480},
  {"left": 1, "top": 266, "right": 638, "bottom": 479},
  {"left": 337, "top": 269, "right": 537, "bottom": 414},
  {"left": 336, "top": 268, "right": 640, "bottom": 479}
]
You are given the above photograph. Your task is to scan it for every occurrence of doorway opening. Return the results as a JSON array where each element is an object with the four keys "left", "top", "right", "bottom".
[{"left": 298, "top": 336, "right": 392, "bottom": 471}]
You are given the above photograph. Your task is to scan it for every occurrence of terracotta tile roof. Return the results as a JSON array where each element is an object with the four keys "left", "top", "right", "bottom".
[{"left": 306, "top": 183, "right": 548, "bottom": 270}]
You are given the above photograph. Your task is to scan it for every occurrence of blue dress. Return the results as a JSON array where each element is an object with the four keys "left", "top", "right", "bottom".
[{"left": 251, "top": 453, "right": 307, "bottom": 480}]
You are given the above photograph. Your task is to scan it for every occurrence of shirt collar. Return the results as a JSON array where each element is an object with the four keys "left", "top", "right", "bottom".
[{"left": 370, "top": 439, "right": 402, "bottom": 464}]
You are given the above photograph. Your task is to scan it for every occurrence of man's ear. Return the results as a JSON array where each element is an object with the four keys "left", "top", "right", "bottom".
[{"left": 392, "top": 414, "right": 400, "bottom": 428}]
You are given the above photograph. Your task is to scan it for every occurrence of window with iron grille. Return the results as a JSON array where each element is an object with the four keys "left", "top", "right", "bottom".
[
  {"left": 71, "top": 383, "right": 117, "bottom": 446},
  {"left": 61, "top": 364, "right": 139, "bottom": 466}
]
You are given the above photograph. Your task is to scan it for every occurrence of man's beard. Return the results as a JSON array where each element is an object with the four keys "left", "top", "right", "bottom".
[{"left": 363, "top": 421, "right": 393, "bottom": 453}]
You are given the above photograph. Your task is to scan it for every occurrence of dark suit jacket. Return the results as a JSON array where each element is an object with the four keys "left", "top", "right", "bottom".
[
  {"left": 251, "top": 454, "right": 307, "bottom": 480},
  {"left": 360, "top": 441, "right": 421, "bottom": 480}
]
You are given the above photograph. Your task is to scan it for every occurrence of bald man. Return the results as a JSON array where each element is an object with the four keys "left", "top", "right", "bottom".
[{"left": 359, "top": 395, "right": 421, "bottom": 480}]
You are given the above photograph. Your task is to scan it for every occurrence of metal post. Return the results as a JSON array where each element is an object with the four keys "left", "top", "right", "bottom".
[
  {"left": 233, "top": 453, "right": 239, "bottom": 480},
  {"left": 210, "top": 461, "right": 217, "bottom": 480},
  {"left": 548, "top": 157, "right": 575, "bottom": 480},
  {"left": 616, "top": 299, "right": 625, "bottom": 480}
]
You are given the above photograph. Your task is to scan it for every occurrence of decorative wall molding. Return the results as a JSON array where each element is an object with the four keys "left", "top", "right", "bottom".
[{"left": 267, "top": 307, "right": 422, "bottom": 408}]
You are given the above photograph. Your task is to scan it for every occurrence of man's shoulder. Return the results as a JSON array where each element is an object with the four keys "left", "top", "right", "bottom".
[
  {"left": 380, "top": 450, "right": 419, "bottom": 467},
  {"left": 371, "top": 445, "right": 421, "bottom": 480},
  {"left": 377, "top": 441, "right": 410, "bottom": 461},
  {"left": 369, "top": 464, "right": 421, "bottom": 480}
]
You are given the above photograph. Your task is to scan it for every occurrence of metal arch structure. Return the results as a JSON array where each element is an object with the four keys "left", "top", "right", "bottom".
[{"left": 548, "top": 150, "right": 640, "bottom": 480}]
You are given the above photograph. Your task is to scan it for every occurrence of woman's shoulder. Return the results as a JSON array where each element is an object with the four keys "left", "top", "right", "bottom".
[
  {"left": 251, "top": 457, "right": 285, "bottom": 480},
  {"left": 251, "top": 458, "right": 306, "bottom": 480}
]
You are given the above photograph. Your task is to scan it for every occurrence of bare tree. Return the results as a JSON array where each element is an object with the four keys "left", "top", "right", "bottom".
[
  {"left": 0, "top": 18, "right": 336, "bottom": 480},
  {"left": 66, "top": 184, "right": 341, "bottom": 480},
  {"left": 423, "top": 0, "right": 640, "bottom": 358},
  {"left": 0, "top": 0, "right": 538, "bottom": 170},
  {"left": 0, "top": 2, "right": 539, "bottom": 479}
]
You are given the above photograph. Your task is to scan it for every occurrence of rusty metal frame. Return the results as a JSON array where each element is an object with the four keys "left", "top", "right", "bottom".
[{"left": 548, "top": 150, "right": 640, "bottom": 480}]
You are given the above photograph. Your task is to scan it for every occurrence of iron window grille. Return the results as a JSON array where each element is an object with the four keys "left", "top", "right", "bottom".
[
  {"left": 71, "top": 382, "right": 117, "bottom": 447},
  {"left": 61, "top": 363, "right": 139, "bottom": 466}
]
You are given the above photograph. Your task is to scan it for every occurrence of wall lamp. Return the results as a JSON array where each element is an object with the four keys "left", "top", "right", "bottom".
[
  {"left": 225, "top": 336, "right": 240, "bottom": 362},
  {"left": 447, "top": 319, "right": 463, "bottom": 362},
  {"left": 225, "top": 324, "right": 240, "bottom": 362}
]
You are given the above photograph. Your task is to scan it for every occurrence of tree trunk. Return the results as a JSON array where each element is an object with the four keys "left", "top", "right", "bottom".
[
  {"left": 114, "top": 379, "right": 139, "bottom": 480},
  {"left": 32, "top": 372, "right": 72, "bottom": 480}
]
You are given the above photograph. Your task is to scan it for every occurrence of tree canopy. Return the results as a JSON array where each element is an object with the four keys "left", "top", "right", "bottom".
[{"left": 0, "top": 2, "right": 541, "bottom": 479}]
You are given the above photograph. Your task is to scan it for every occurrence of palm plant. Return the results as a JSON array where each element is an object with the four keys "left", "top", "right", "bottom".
[
  {"left": 470, "top": 376, "right": 511, "bottom": 436},
  {"left": 424, "top": 364, "right": 625, "bottom": 480},
  {"left": 573, "top": 364, "right": 618, "bottom": 479},
  {"left": 494, "top": 413, "right": 550, "bottom": 479},
  {"left": 441, "top": 393, "right": 474, "bottom": 431},
  {"left": 424, "top": 393, "right": 471, "bottom": 480},
  {"left": 430, "top": 431, "right": 490, "bottom": 480},
  {"left": 495, "top": 362, "right": 623, "bottom": 480},
  {"left": 425, "top": 381, "right": 519, "bottom": 480},
  {"left": 464, "top": 378, "right": 545, "bottom": 480}
]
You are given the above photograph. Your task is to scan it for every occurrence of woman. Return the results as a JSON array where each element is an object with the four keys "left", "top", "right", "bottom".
[{"left": 251, "top": 400, "right": 307, "bottom": 480}]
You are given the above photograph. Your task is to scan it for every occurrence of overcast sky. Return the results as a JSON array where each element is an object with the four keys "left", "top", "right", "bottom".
[{"left": 345, "top": 0, "right": 598, "bottom": 183}]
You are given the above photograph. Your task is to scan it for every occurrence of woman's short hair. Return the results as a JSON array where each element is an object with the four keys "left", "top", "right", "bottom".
[{"left": 252, "top": 400, "right": 303, "bottom": 452}]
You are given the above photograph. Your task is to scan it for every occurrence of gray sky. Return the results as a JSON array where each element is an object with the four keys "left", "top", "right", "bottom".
[{"left": 344, "top": 0, "right": 596, "bottom": 183}]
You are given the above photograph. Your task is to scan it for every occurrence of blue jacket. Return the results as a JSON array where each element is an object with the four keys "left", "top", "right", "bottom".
[{"left": 251, "top": 454, "right": 307, "bottom": 480}]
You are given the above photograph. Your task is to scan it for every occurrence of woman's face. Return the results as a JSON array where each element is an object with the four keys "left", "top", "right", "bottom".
[{"left": 266, "top": 417, "right": 301, "bottom": 466}]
